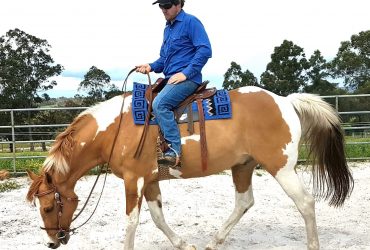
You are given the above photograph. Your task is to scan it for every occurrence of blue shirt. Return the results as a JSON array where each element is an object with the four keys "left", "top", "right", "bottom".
[{"left": 149, "top": 10, "right": 212, "bottom": 85}]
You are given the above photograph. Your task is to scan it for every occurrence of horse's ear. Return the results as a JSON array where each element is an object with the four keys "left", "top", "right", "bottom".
[{"left": 26, "top": 169, "right": 39, "bottom": 181}]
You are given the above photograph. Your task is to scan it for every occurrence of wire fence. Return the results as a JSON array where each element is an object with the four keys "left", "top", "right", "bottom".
[{"left": 0, "top": 94, "right": 369, "bottom": 173}]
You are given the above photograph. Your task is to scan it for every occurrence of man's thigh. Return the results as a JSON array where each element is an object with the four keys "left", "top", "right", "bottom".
[{"left": 155, "top": 80, "right": 198, "bottom": 109}]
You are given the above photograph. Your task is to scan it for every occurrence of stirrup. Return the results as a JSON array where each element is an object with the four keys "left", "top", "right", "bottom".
[{"left": 158, "top": 155, "right": 181, "bottom": 168}]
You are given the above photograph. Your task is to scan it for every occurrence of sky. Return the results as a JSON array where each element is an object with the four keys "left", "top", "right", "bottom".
[{"left": 1, "top": 0, "right": 369, "bottom": 98}]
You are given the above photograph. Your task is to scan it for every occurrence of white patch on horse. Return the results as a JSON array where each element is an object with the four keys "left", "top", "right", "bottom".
[
  {"left": 181, "top": 134, "right": 200, "bottom": 144},
  {"left": 272, "top": 94, "right": 301, "bottom": 170},
  {"left": 80, "top": 95, "right": 132, "bottom": 138},
  {"left": 137, "top": 177, "right": 144, "bottom": 198},
  {"left": 80, "top": 142, "right": 86, "bottom": 147},
  {"left": 169, "top": 168, "right": 183, "bottom": 179},
  {"left": 238, "top": 86, "right": 266, "bottom": 94},
  {"left": 124, "top": 204, "right": 141, "bottom": 249}
]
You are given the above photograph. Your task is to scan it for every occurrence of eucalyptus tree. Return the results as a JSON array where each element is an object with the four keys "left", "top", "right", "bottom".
[
  {"left": 260, "top": 40, "right": 309, "bottom": 96},
  {"left": 223, "top": 61, "right": 258, "bottom": 90}
]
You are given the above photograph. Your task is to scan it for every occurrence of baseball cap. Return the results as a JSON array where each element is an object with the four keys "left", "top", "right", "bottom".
[{"left": 152, "top": 0, "right": 172, "bottom": 5}]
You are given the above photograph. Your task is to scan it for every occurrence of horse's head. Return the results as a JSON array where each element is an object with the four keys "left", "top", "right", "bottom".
[{"left": 26, "top": 170, "right": 78, "bottom": 249}]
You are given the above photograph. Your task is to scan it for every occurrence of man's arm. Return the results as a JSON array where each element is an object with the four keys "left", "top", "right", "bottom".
[{"left": 181, "top": 17, "right": 212, "bottom": 79}]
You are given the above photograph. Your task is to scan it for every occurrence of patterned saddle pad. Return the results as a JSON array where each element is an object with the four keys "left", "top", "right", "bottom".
[{"left": 132, "top": 82, "right": 232, "bottom": 125}]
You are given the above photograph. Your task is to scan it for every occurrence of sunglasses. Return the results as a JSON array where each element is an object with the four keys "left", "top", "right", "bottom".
[{"left": 159, "top": 3, "right": 173, "bottom": 10}]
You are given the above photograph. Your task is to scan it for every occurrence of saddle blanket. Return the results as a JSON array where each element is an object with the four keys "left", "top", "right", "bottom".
[{"left": 132, "top": 82, "right": 232, "bottom": 125}]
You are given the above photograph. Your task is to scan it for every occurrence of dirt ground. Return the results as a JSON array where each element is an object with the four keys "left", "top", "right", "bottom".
[{"left": 1, "top": 162, "right": 369, "bottom": 250}]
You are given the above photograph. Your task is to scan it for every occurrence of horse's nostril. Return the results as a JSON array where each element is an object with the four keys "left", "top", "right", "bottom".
[
  {"left": 47, "top": 242, "right": 60, "bottom": 249},
  {"left": 47, "top": 243, "right": 55, "bottom": 248}
]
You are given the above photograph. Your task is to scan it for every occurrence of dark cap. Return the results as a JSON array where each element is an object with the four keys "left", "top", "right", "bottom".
[{"left": 152, "top": 0, "right": 172, "bottom": 5}]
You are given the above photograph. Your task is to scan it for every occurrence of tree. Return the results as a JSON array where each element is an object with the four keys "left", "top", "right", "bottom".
[
  {"left": 304, "top": 50, "right": 346, "bottom": 95},
  {"left": 260, "top": 40, "right": 309, "bottom": 96},
  {"left": 79, "top": 66, "right": 119, "bottom": 105},
  {"left": 223, "top": 61, "right": 258, "bottom": 90},
  {"left": 330, "top": 30, "right": 370, "bottom": 92},
  {"left": 0, "top": 28, "right": 63, "bottom": 108},
  {"left": 0, "top": 28, "right": 63, "bottom": 151}
]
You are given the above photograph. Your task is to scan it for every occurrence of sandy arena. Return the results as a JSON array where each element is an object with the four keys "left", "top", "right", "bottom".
[{"left": 1, "top": 162, "right": 369, "bottom": 250}]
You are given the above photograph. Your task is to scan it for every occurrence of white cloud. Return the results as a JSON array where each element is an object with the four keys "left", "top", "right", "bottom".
[{"left": 1, "top": 0, "right": 369, "bottom": 97}]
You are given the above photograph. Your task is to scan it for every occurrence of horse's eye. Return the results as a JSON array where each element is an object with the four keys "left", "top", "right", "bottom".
[{"left": 43, "top": 206, "right": 54, "bottom": 213}]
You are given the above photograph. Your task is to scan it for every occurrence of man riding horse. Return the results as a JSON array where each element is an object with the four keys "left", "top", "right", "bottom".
[{"left": 136, "top": 0, "right": 212, "bottom": 167}]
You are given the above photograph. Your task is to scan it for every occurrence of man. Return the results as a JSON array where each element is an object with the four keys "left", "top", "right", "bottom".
[{"left": 136, "top": 0, "right": 212, "bottom": 166}]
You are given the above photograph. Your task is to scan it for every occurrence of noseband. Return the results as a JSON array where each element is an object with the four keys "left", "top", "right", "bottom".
[{"left": 34, "top": 185, "right": 79, "bottom": 240}]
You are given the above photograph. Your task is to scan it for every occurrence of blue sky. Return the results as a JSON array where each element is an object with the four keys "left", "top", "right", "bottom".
[{"left": 1, "top": 0, "right": 369, "bottom": 98}]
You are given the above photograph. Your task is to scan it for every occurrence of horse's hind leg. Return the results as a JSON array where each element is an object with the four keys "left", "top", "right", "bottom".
[
  {"left": 206, "top": 159, "right": 257, "bottom": 250},
  {"left": 273, "top": 166, "right": 319, "bottom": 250},
  {"left": 144, "top": 181, "right": 196, "bottom": 250}
]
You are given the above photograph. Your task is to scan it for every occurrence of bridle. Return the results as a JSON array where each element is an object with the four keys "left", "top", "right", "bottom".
[
  {"left": 33, "top": 68, "right": 151, "bottom": 241},
  {"left": 34, "top": 185, "right": 79, "bottom": 240}
]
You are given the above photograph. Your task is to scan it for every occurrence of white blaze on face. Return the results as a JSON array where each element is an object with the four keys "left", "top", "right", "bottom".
[
  {"left": 80, "top": 142, "right": 86, "bottom": 147},
  {"left": 80, "top": 95, "right": 132, "bottom": 139},
  {"left": 35, "top": 199, "right": 57, "bottom": 245}
]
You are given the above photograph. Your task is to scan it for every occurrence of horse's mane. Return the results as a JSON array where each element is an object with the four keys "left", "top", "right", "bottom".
[
  {"left": 43, "top": 114, "right": 89, "bottom": 175},
  {"left": 42, "top": 96, "right": 127, "bottom": 175}
]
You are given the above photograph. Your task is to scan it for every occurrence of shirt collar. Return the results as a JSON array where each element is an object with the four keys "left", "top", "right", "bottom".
[{"left": 166, "top": 9, "right": 185, "bottom": 25}]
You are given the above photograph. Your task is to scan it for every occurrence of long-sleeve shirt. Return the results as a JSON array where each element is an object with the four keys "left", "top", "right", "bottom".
[{"left": 149, "top": 10, "right": 212, "bottom": 85}]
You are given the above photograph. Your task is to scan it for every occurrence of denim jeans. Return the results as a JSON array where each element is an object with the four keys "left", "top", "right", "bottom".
[{"left": 152, "top": 80, "right": 199, "bottom": 156}]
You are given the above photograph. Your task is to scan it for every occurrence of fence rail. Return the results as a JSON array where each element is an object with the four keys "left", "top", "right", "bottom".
[{"left": 1, "top": 94, "right": 369, "bottom": 173}]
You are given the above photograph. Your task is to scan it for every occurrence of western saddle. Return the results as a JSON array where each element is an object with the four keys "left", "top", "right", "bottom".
[{"left": 134, "top": 78, "right": 217, "bottom": 171}]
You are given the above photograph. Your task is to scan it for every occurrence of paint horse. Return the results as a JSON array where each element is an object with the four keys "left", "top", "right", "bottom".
[{"left": 26, "top": 85, "right": 353, "bottom": 250}]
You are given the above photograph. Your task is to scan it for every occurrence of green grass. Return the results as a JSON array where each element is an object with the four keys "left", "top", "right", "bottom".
[
  {"left": 298, "top": 137, "right": 370, "bottom": 161},
  {"left": 0, "top": 154, "right": 45, "bottom": 174}
]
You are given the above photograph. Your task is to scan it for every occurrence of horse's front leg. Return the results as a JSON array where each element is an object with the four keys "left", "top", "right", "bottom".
[
  {"left": 123, "top": 175, "right": 145, "bottom": 250},
  {"left": 144, "top": 181, "right": 196, "bottom": 250}
]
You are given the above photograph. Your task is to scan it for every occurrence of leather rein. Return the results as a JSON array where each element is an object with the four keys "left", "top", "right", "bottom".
[{"left": 34, "top": 68, "right": 151, "bottom": 240}]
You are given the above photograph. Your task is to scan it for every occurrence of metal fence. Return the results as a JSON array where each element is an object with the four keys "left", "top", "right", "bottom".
[{"left": 0, "top": 94, "right": 369, "bottom": 173}]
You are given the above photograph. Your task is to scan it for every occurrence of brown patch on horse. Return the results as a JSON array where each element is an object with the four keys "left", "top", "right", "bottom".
[
  {"left": 232, "top": 90, "right": 292, "bottom": 176},
  {"left": 232, "top": 159, "right": 257, "bottom": 193}
]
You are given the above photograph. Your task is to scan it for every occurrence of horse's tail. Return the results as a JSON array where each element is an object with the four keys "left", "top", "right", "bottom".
[{"left": 287, "top": 93, "right": 354, "bottom": 207}]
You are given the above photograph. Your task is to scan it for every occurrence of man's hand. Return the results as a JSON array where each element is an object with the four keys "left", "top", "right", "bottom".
[
  {"left": 168, "top": 72, "right": 187, "bottom": 84},
  {"left": 135, "top": 64, "right": 151, "bottom": 74}
]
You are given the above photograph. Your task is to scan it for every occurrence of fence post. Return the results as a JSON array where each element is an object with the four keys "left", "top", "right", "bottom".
[{"left": 11, "top": 110, "right": 16, "bottom": 173}]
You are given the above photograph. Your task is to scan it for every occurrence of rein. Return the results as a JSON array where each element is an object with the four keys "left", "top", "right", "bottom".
[{"left": 35, "top": 68, "right": 151, "bottom": 239}]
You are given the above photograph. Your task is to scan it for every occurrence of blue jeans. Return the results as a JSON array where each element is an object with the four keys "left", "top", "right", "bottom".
[{"left": 152, "top": 80, "right": 199, "bottom": 156}]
